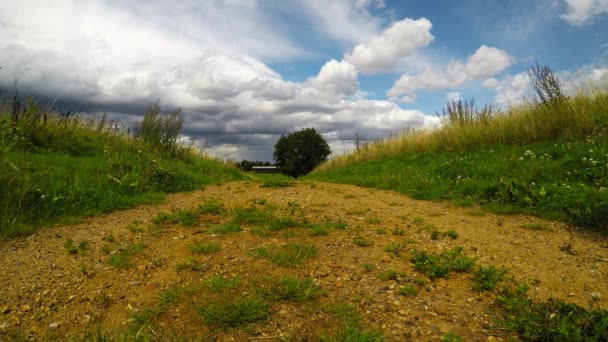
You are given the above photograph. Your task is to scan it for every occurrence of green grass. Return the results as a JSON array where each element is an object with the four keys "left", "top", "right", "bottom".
[
  {"left": 189, "top": 240, "right": 221, "bottom": 254},
  {"left": 353, "top": 235, "right": 374, "bottom": 247},
  {"left": 309, "top": 89, "right": 608, "bottom": 232},
  {"left": 198, "top": 198, "right": 226, "bottom": 215},
  {"left": 152, "top": 208, "right": 199, "bottom": 226},
  {"left": 0, "top": 97, "right": 243, "bottom": 238},
  {"left": 472, "top": 265, "right": 507, "bottom": 292},
  {"left": 411, "top": 247, "right": 475, "bottom": 280},
  {"left": 196, "top": 298, "right": 269, "bottom": 329},
  {"left": 253, "top": 242, "right": 317, "bottom": 266},
  {"left": 495, "top": 281, "right": 608, "bottom": 341},
  {"left": 175, "top": 258, "right": 205, "bottom": 272},
  {"left": 108, "top": 243, "right": 146, "bottom": 268},
  {"left": 321, "top": 303, "right": 383, "bottom": 342},
  {"left": 399, "top": 285, "right": 418, "bottom": 296},
  {"left": 204, "top": 276, "right": 242, "bottom": 293}
]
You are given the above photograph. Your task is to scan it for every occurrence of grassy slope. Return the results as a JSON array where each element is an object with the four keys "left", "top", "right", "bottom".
[
  {"left": 0, "top": 98, "right": 243, "bottom": 237},
  {"left": 310, "top": 90, "right": 608, "bottom": 231}
]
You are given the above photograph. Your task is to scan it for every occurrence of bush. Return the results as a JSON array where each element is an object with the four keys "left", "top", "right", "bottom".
[{"left": 274, "top": 128, "right": 330, "bottom": 178}]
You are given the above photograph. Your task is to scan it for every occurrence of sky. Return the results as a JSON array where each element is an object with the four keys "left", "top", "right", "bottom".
[{"left": 1, "top": 0, "right": 607, "bottom": 161}]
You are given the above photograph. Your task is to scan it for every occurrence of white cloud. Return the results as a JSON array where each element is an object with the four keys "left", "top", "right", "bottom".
[
  {"left": 387, "top": 45, "right": 513, "bottom": 101},
  {"left": 305, "top": 59, "right": 359, "bottom": 97},
  {"left": 464, "top": 45, "right": 514, "bottom": 79},
  {"left": 299, "top": 0, "right": 382, "bottom": 44},
  {"left": 355, "top": 0, "right": 387, "bottom": 9},
  {"left": 486, "top": 72, "right": 532, "bottom": 108},
  {"left": 0, "top": 0, "right": 439, "bottom": 161},
  {"left": 345, "top": 18, "right": 434, "bottom": 74},
  {"left": 562, "top": 0, "right": 608, "bottom": 26}
]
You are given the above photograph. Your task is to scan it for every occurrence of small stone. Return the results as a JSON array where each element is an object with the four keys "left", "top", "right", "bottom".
[
  {"left": 278, "top": 310, "right": 288, "bottom": 316},
  {"left": 1, "top": 306, "right": 10, "bottom": 314},
  {"left": 568, "top": 293, "right": 576, "bottom": 297},
  {"left": 381, "top": 255, "right": 391, "bottom": 263},
  {"left": 68, "top": 295, "right": 76, "bottom": 301},
  {"left": 48, "top": 322, "right": 59, "bottom": 329},
  {"left": 434, "top": 307, "right": 448, "bottom": 315},
  {"left": 487, "top": 337, "right": 497, "bottom": 342}
]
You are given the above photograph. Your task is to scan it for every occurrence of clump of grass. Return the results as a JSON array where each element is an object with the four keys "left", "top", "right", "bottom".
[
  {"left": 260, "top": 179, "right": 294, "bottom": 188},
  {"left": 261, "top": 277, "right": 323, "bottom": 302},
  {"left": 64, "top": 238, "right": 90, "bottom": 255},
  {"left": 399, "top": 285, "right": 418, "bottom": 296},
  {"left": 197, "top": 298, "right": 269, "bottom": 328},
  {"left": 383, "top": 240, "right": 412, "bottom": 256},
  {"left": 411, "top": 247, "right": 475, "bottom": 280},
  {"left": 441, "top": 332, "right": 464, "bottom": 342},
  {"left": 198, "top": 198, "right": 226, "bottom": 215},
  {"left": 321, "top": 303, "right": 383, "bottom": 341},
  {"left": 365, "top": 217, "right": 381, "bottom": 224},
  {"left": 362, "top": 263, "right": 374, "bottom": 272},
  {"left": 472, "top": 265, "right": 507, "bottom": 292},
  {"left": 375, "top": 228, "right": 386, "bottom": 234},
  {"left": 189, "top": 240, "right": 221, "bottom": 254},
  {"left": 126, "top": 220, "right": 144, "bottom": 233},
  {"left": 520, "top": 222, "right": 552, "bottom": 231},
  {"left": 431, "top": 229, "right": 459, "bottom": 240},
  {"left": 153, "top": 208, "right": 198, "bottom": 226},
  {"left": 108, "top": 243, "right": 146, "bottom": 268},
  {"left": 204, "top": 276, "right": 242, "bottom": 293},
  {"left": 353, "top": 235, "right": 374, "bottom": 247},
  {"left": 495, "top": 280, "right": 608, "bottom": 341},
  {"left": 175, "top": 258, "right": 204, "bottom": 272},
  {"left": 377, "top": 269, "right": 398, "bottom": 281},
  {"left": 391, "top": 227, "right": 406, "bottom": 236},
  {"left": 253, "top": 242, "right": 317, "bottom": 266},
  {"left": 208, "top": 221, "right": 242, "bottom": 235}
]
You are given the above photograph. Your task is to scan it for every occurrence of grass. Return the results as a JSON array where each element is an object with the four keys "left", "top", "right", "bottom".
[
  {"left": 399, "top": 285, "right": 418, "bottom": 296},
  {"left": 175, "top": 258, "right": 205, "bottom": 272},
  {"left": 321, "top": 303, "right": 383, "bottom": 342},
  {"left": 411, "top": 247, "right": 475, "bottom": 280},
  {"left": 253, "top": 242, "right": 317, "bottom": 266},
  {"left": 472, "top": 265, "right": 507, "bottom": 292},
  {"left": 204, "top": 276, "right": 242, "bottom": 293},
  {"left": 196, "top": 298, "right": 269, "bottom": 329},
  {"left": 353, "top": 235, "right": 374, "bottom": 247},
  {"left": 108, "top": 243, "right": 146, "bottom": 268},
  {"left": 520, "top": 222, "right": 553, "bottom": 231},
  {"left": 189, "top": 240, "right": 221, "bottom": 254},
  {"left": 495, "top": 280, "right": 608, "bottom": 341},
  {"left": 64, "top": 238, "right": 90, "bottom": 255},
  {"left": 198, "top": 198, "right": 226, "bottom": 215},
  {"left": 260, "top": 277, "right": 323, "bottom": 302},
  {"left": 309, "top": 87, "right": 608, "bottom": 232},
  {"left": 152, "top": 208, "right": 199, "bottom": 226},
  {"left": 0, "top": 96, "right": 242, "bottom": 238}
]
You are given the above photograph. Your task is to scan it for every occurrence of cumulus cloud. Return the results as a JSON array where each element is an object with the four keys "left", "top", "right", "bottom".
[
  {"left": 562, "top": 0, "right": 608, "bottom": 26},
  {"left": 0, "top": 0, "right": 439, "bottom": 161},
  {"left": 387, "top": 45, "right": 513, "bottom": 101},
  {"left": 345, "top": 18, "right": 434, "bottom": 74}
]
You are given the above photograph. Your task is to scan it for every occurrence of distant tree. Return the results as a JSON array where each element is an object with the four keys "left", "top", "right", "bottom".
[
  {"left": 273, "top": 128, "right": 331, "bottom": 178},
  {"left": 528, "top": 63, "right": 565, "bottom": 106}
]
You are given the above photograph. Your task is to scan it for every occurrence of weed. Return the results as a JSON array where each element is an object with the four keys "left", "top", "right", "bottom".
[
  {"left": 189, "top": 240, "right": 221, "bottom": 254},
  {"left": 472, "top": 265, "right": 507, "bottom": 292},
  {"left": 102, "top": 233, "right": 115, "bottom": 243},
  {"left": 496, "top": 217, "right": 506, "bottom": 226},
  {"left": 520, "top": 222, "right": 552, "bottom": 231},
  {"left": 392, "top": 227, "right": 406, "bottom": 236},
  {"left": 413, "top": 276, "right": 427, "bottom": 286},
  {"left": 411, "top": 247, "right": 475, "bottom": 280},
  {"left": 377, "top": 270, "right": 398, "bottom": 281},
  {"left": 453, "top": 198, "right": 474, "bottom": 208},
  {"left": 363, "top": 263, "right": 374, "bottom": 272},
  {"left": 175, "top": 259, "right": 204, "bottom": 272},
  {"left": 430, "top": 230, "right": 441, "bottom": 240},
  {"left": 205, "top": 276, "right": 242, "bottom": 293},
  {"left": 495, "top": 280, "right": 608, "bottom": 341},
  {"left": 383, "top": 240, "right": 411, "bottom": 256},
  {"left": 253, "top": 242, "right": 317, "bottom": 266},
  {"left": 198, "top": 198, "right": 226, "bottom": 215},
  {"left": 126, "top": 220, "right": 144, "bottom": 233},
  {"left": 412, "top": 217, "right": 425, "bottom": 225},
  {"left": 261, "top": 179, "right": 293, "bottom": 188},
  {"left": 432, "top": 229, "right": 459, "bottom": 240},
  {"left": 321, "top": 303, "right": 383, "bottom": 341},
  {"left": 197, "top": 298, "right": 269, "bottom": 328},
  {"left": 353, "top": 235, "right": 374, "bottom": 247},
  {"left": 345, "top": 209, "right": 368, "bottom": 216},
  {"left": 309, "top": 225, "right": 329, "bottom": 236},
  {"left": 208, "top": 221, "right": 242, "bottom": 234},
  {"left": 261, "top": 277, "right": 323, "bottom": 302},
  {"left": 64, "top": 238, "right": 89, "bottom": 255},
  {"left": 399, "top": 285, "right": 418, "bottom": 296},
  {"left": 465, "top": 210, "right": 485, "bottom": 217},
  {"left": 365, "top": 217, "right": 381, "bottom": 224},
  {"left": 108, "top": 243, "right": 146, "bottom": 268},
  {"left": 375, "top": 228, "right": 386, "bottom": 234}
]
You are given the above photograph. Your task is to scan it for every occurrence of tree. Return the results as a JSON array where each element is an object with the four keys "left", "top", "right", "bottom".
[{"left": 273, "top": 128, "right": 331, "bottom": 178}]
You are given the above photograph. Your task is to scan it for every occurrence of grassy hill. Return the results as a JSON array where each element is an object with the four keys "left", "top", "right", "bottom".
[
  {"left": 0, "top": 96, "right": 243, "bottom": 238},
  {"left": 310, "top": 87, "right": 608, "bottom": 232}
]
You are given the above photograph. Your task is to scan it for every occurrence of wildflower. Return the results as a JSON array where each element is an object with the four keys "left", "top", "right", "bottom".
[{"left": 519, "top": 157, "right": 524, "bottom": 161}]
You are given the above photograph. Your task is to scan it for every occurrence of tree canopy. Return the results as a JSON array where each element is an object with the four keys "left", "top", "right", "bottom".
[{"left": 273, "top": 128, "right": 331, "bottom": 178}]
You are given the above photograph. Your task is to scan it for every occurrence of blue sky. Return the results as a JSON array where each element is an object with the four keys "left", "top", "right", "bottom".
[{"left": 1, "top": 0, "right": 607, "bottom": 160}]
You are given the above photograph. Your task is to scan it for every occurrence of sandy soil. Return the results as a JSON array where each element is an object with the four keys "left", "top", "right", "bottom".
[{"left": 1, "top": 180, "right": 607, "bottom": 341}]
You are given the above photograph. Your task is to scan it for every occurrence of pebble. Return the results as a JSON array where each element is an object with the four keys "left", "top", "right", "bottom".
[
  {"left": 1, "top": 306, "right": 10, "bottom": 314},
  {"left": 48, "top": 322, "right": 59, "bottom": 329},
  {"left": 434, "top": 307, "right": 448, "bottom": 315}
]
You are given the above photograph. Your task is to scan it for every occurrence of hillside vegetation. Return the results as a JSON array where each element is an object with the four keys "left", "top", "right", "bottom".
[
  {"left": 0, "top": 96, "right": 242, "bottom": 238},
  {"left": 311, "top": 84, "right": 608, "bottom": 232}
]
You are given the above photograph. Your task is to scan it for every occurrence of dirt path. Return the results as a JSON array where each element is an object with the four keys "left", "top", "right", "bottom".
[{"left": 1, "top": 180, "right": 607, "bottom": 341}]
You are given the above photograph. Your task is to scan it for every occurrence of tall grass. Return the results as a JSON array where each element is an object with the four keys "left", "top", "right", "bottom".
[
  {"left": 0, "top": 94, "right": 242, "bottom": 237},
  {"left": 311, "top": 86, "right": 608, "bottom": 230},
  {"left": 317, "top": 87, "right": 608, "bottom": 170}
]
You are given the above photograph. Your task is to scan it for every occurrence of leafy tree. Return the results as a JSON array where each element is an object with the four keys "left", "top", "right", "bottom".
[{"left": 273, "top": 128, "right": 331, "bottom": 178}]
